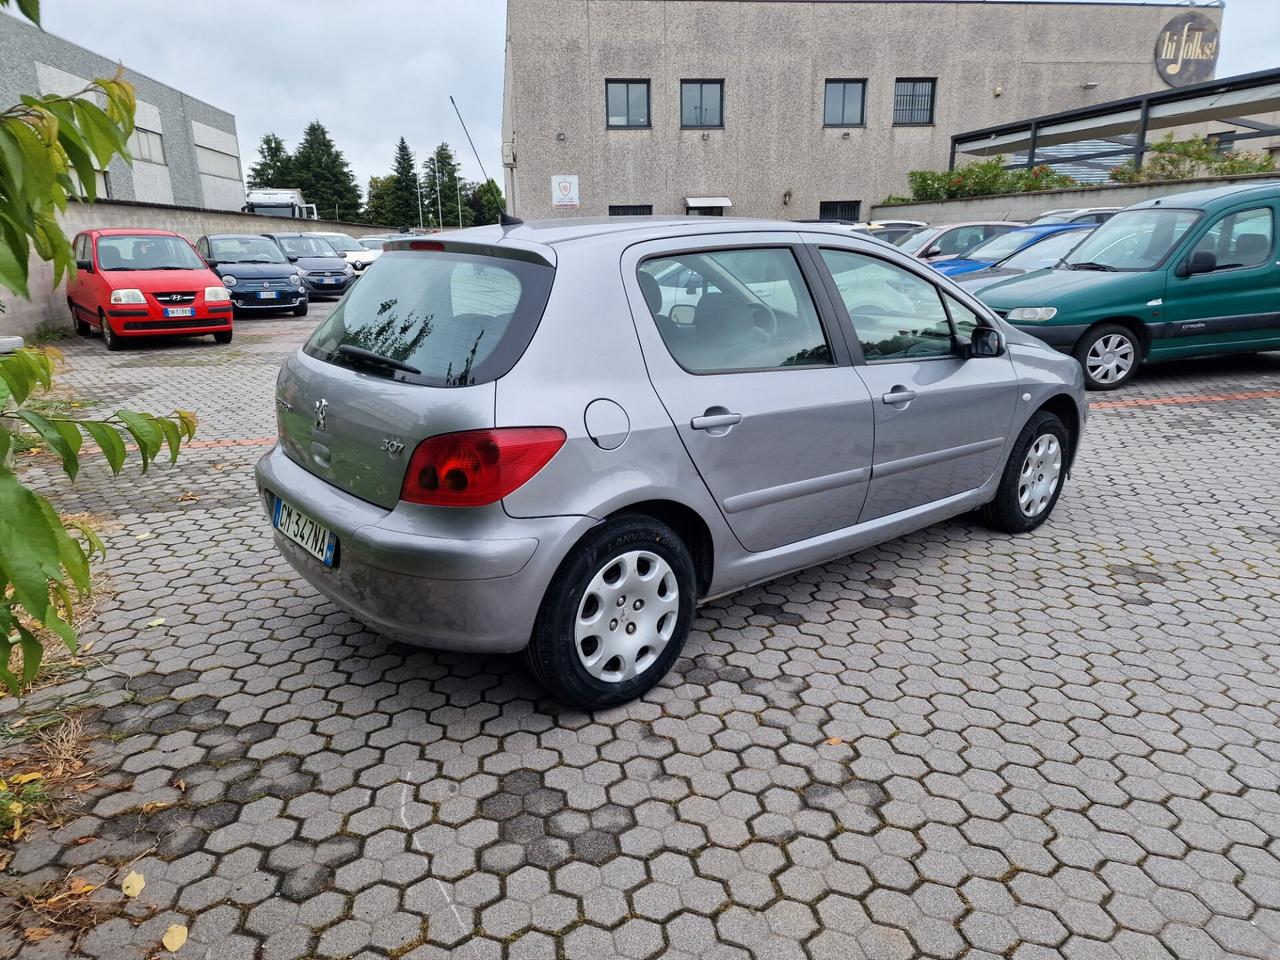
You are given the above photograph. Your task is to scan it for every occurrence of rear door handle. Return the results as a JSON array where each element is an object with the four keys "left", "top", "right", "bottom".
[
  {"left": 882, "top": 388, "right": 917, "bottom": 405},
  {"left": 691, "top": 412, "right": 742, "bottom": 430}
]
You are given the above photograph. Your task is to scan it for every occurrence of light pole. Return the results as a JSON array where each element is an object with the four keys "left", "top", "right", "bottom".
[
  {"left": 414, "top": 174, "right": 424, "bottom": 229},
  {"left": 432, "top": 158, "right": 443, "bottom": 231}
]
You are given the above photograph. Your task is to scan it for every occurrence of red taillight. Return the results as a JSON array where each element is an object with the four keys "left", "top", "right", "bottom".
[{"left": 400, "top": 427, "right": 566, "bottom": 507}]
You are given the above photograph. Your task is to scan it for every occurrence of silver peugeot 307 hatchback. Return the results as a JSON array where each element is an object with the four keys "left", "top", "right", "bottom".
[{"left": 256, "top": 218, "right": 1086, "bottom": 710}]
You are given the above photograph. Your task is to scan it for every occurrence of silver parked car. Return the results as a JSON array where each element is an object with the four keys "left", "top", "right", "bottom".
[{"left": 256, "top": 219, "right": 1086, "bottom": 709}]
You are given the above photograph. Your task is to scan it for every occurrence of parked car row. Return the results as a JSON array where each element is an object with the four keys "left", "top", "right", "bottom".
[{"left": 66, "top": 228, "right": 382, "bottom": 349}]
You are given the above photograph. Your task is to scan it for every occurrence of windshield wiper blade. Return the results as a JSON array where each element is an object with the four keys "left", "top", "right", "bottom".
[
  {"left": 335, "top": 344, "right": 421, "bottom": 375},
  {"left": 1068, "top": 261, "right": 1118, "bottom": 272}
]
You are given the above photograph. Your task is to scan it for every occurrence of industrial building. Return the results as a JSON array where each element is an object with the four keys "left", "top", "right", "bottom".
[{"left": 501, "top": 0, "right": 1225, "bottom": 220}]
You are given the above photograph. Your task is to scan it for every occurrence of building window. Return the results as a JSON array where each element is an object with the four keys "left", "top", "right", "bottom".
[
  {"left": 823, "top": 80, "right": 866, "bottom": 127},
  {"left": 128, "top": 128, "right": 165, "bottom": 165},
  {"left": 819, "top": 201, "right": 862, "bottom": 222},
  {"left": 196, "top": 145, "right": 241, "bottom": 180},
  {"left": 69, "top": 168, "right": 109, "bottom": 199},
  {"left": 609, "top": 205, "right": 653, "bottom": 216},
  {"left": 606, "top": 80, "right": 650, "bottom": 128},
  {"left": 681, "top": 80, "right": 723, "bottom": 128},
  {"left": 893, "top": 78, "right": 936, "bottom": 125}
]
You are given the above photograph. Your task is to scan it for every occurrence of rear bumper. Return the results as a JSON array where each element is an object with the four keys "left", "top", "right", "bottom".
[
  {"left": 254, "top": 443, "right": 594, "bottom": 653},
  {"left": 1010, "top": 322, "right": 1090, "bottom": 352}
]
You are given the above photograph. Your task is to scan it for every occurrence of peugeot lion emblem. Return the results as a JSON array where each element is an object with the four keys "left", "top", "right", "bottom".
[{"left": 313, "top": 398, "right": 328, "bottom": 431}]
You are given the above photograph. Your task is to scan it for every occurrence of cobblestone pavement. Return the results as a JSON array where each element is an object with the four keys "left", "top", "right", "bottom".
[{"left": 4, "top": 305, "right": 1280, "bottom": 960}]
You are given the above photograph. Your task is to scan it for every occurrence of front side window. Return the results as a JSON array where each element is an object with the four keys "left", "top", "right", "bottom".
[
  {"left": 607, "top": 80, "right": 650, "bottom": 128},
  {"left": 681, "top": 81, "right": 723, "bottom": 128},
  {"left": 74, "top": 234, "right": 89, "bottom": 260},
  {"left": 638, "top": 248, "right": 832, "bottom": 373},
  {"left": 1190, "top": 206, "right": 1274, "bottom": 269},
  {"left": 95, "top": 234, "right": 204, "bottom": 271},
  {"left": 1064, "top": 209, "right": 1201, "bottom": 272},
  {"left": 820, "top": 249, "right": 954, "bottom": 361},
  {"left": 893, "top": 78, "right": 936, "bottom": 125},
  {"left": 944, "top": 294, "right": 982, "bottom": 338},
  {"left": 934, "top": 225, "right": 1000, "bottom": 257},
  {"left": 306, "top": 250, "right": 554, "bottom": 387},
  {"left": 824, "top": 80, "right": 866, "bottom": 127}
]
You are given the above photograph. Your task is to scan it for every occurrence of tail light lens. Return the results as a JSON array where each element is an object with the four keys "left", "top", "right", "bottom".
[{"left": 400, "top": 427, "right": 566, "bottom": 507}]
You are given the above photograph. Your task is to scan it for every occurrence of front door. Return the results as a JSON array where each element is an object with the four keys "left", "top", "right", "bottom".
[
  {"left": 814, "top": 244, "right": 1020, "bottom": 522},
  {"left": 1159, "top": 203, "right": 1280, "bottom": 358},
  {"left": 625, "top": 236, "right": 875, "bottom": 553}
]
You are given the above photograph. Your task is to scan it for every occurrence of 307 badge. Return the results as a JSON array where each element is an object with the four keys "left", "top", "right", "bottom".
[{"left": 380, "top": 438, "right": 405, "bottom": 456}]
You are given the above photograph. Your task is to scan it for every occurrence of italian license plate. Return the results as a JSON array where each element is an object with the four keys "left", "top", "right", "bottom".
[
  {"left": 164, "top": 306, "right": 194, "bottom": 318},
  {"left": 272, "top": 496, "right": 337, "bottom": 566},
  {"left": 323, "top": 277, "right": 337, "bottom": 283},
  {"left": 259, "top": 291, "right": 278, "bottom": 300}
]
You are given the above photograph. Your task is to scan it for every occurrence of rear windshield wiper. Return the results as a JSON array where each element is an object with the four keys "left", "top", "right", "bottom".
[
  {"left": 335, "top": 344, "right": 421, "bottom": 375},
  {"left": 1068, "top": 261, "right": 1118, "bottom": 272}
]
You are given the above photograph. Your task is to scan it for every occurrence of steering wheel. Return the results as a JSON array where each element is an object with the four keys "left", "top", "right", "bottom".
[{"left": 749, "top": 304, "right": 777, "bottom": 340}]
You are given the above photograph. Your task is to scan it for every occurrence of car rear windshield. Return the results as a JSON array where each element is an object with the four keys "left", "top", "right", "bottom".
[
  {"left": 97, "top": 235, "right": 204, "bottom": 271},
  {"left": 304, "top": 249, "right": 555, "bottom": 387}
]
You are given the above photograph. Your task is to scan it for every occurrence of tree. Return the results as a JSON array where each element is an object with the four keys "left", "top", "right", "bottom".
[
  {"left": 421, "top": 143, "right": 474, "bottom": 229},
  {"left": 291, "top": 121, "right": 361, "bottom": 221},
  {"left": 468, "top": 179, "right": 506, "bottom": 226},
  {"left": 0, "top": 0, "right": 196, "bottom": 694},
  {"left": 386, "top": 138, "right": 422, "bottom": 229},
  {"left": 246, "top": 132, "right": 294, "bottom": 188},
  {"left": 362, "top": 175, "right": 397, "bottom": 226}
]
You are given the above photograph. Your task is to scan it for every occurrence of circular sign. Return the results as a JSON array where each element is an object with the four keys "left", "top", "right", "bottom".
[{"left": 1155, "top": 12, "right": 1220, "bottom": 88}]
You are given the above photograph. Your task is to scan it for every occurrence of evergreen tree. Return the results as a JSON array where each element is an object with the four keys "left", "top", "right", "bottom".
[
  {"left": 246, "top": 133, "right": 294, "bottom": 188},
  {"left": 387, "top": 138, "right": 422, "bottom": 229},
  {"left": 421, "top": 143, "right": 474, "bottom": 229},
  {"left": 468, "top": 179, "right": 506, "bottom": 225},
  {"left": 291, "top": 121, "right": 361, "bottom": 221},
  {"left": 363, "top": 175, "right": 396, "bottom": 225}
]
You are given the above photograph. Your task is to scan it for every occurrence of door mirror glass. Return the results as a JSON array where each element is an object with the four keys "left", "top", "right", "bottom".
[
  {"left": 75, "top": 258, "right": 94, "bottom": 272},
  {"left": 668, "top": 303, "right": 695, "bottom": 325},
  {"left": 967, "top": 326, "right": 1005, "bottom": 359},
  {"left": 1181, "top": 250, "right": 1217, "bottom": 276}
]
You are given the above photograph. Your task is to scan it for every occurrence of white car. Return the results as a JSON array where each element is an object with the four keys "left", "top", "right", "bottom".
[{"left": 306, "top": 232, "right": 380, "bottom": 272}]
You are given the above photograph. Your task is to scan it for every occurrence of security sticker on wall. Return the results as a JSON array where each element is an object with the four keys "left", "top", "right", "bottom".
[{"left": 551, "top": 175, "right": 580, "bottom": 208}]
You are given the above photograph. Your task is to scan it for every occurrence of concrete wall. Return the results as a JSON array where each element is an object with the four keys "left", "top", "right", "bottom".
[
  {"left": 867, "top": 171, "right": 1280, "bottom": 222},
  {"left": 0, "top": 13, "right": 244, "bottom": 210},
  {"left": 1, "top": 200, "right": 391, "bottom": 340},
  {"left": 503, "top": 0, "right": 1222, "bottom": 221}
]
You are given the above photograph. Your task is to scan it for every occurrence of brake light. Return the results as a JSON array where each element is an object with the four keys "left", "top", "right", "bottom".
[
  {"left": 400, "top": 427, "right": 566, "bottom": 506},
  {"left": 409, "top": 240, "right": 445, "bottom": 252}
]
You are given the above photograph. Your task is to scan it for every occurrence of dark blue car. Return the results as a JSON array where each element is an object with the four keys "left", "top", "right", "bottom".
[
  {"left": 930, "top": 223, "right": 1094, "bottom": 278},
  {"left": 196, "top": 234, "right": 309, "bottom": 317},
  {"left": 262, "top": 232, "right": 354, "bottom": 299}
]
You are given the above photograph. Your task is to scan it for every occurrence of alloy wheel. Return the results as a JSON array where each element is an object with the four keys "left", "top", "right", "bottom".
[
  {"left": 574, "top": 550, "right": 679, "bottom": 683},
  {"left": 1018, "top": 434, "right": 1063, "bottom": 517}
]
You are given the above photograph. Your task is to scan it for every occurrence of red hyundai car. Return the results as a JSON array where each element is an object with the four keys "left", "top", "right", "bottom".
[{"left": 66, "top": 228, "right": 234, "bottom": 350}]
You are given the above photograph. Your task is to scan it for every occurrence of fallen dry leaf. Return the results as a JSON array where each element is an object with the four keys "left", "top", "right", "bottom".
[
  {"left": 140, "top": 801, "right": 172, "bottom": 815},
  {"left": 173, "top": 779, "right": 186, "bottom": 793},
  {"left": 134, "top": 532, "right": 153, "bottom": 540},
  {"left": 12, "top": 772, "right": 44, "bottom": 785},
  {"left": 121, "top": 871, "right": 145, "bottom": 898},
  {"left": 161, "top": 924, "right": 188, "bottom": 952},
  {"left": 824, "top": 736, "right": 844, "bottom": 746},
  {"left": 23, "top": 927, "right": 54, "bottom": 943},
  {"left": 175, "top": 492, "right": 198, "bottom": 503},
  {"left": 211, "top": 462, "right": 227, "bottom": 471},
  {"left": 73, "top": 836, "right": 95, "bottom": 845},
  {"left": 146, "top": 618, "right": 166, "bottom": 628}
]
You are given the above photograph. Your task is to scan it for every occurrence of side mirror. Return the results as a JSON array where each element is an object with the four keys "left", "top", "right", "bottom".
[
  {"left": 287, "top": 254, "right": 300, "bottom": 263},
  {"left": 923, "top": 245, "right": 942, "bottom": 258},
  {"left": 1178, "top": 250, "right": 1216, "bottom": 277},
  {"left": 75, "top": 257, "right": 94, "bottom": 273},
  {"left": 203, "top": 258, "right": 219, "bottom": 268},
  {"left": 967, "top": 326, "right": 1005, "bottom": 359}
]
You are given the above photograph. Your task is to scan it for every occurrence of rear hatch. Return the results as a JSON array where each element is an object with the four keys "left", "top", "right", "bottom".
[{"left": 275, "top": 240, "right": 556, "bottom": 509}]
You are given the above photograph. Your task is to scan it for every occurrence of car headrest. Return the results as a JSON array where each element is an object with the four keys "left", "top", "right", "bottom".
[
  {"left": 1234, "top": 233, "right": 1269, "bottom": 261},
  {"left": 97, "top": 246, "right": 123, "bottom": 269},
  {"left": 637, "top": 272, "right": 663, "bottom": 316}
]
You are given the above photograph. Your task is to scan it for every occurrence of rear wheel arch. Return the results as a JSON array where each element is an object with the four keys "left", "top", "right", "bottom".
[{"left": 603, "top": 500, "right": 714, "bottom": 599}]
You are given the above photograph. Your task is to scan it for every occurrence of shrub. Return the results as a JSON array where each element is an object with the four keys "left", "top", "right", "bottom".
[
  {"left": 1110, "top": 133, "right": 1277, "bottom": 183},
  {"left": 898, "top": 156, "right": 1076, "bottom": 203}
]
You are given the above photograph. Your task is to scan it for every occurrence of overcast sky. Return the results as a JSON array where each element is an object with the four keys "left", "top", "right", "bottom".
[{"left": 24, "top": 0, "right": 1280, "bottom": 198}]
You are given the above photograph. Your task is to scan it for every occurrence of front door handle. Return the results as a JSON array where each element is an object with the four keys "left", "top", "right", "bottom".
[
  {"left": 881, "top": 387, "right": 917, "bottom": 405},
  {"left": 690, "top": 412, "right": 742, "bottom": 431}
]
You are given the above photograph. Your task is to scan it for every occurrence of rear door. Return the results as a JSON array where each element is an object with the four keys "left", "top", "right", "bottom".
[
  {"left": 1162, "top": 202, "right": 1280, "bottom": 355},
  {"left": 812, "top": 242, "right": 1020, "bottom": 522},
  {"left": 624, "top": 233, "right": 875, "bottom": 553}
]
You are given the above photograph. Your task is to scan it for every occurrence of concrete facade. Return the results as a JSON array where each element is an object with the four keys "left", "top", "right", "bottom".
[
  {"left": 0, "top": 12, "right": 245, "bottom": 211},
  {"left": 0, "top": 200, "right": 389, "bottom": 340},
  {"left": 501, "top": 0, "right": 1224, "bottom": 220}
]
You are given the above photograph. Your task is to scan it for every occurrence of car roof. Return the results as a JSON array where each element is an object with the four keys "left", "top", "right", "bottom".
[
  {"left": 88, "top": 228, "right": 182, "bottom": 237},
  {"left": 435, "top": 216, "right": 881, "bottom": 248},
  {"left": 205, "top": 233, "right": 274, "bottom": 241},
  {"left": 1128, "top": 180, "right": 1280, "bottom": 211}
]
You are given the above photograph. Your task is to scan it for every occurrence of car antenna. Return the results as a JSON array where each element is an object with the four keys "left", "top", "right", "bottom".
[
  {"left": 500, "top": 211, "right": 523, "bottom": 226},
  {"left": 451, "top": 94, "right": 522, "bottom": 228}
]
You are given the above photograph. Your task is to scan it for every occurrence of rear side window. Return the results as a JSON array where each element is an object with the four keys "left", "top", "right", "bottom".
[{"left": 305, "top": 250, "right": 554, "bottom": 387}]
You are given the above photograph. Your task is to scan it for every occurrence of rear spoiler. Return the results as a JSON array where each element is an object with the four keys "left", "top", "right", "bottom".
[{"left": 382, "top": 236, "right": 554, "bottom": 268}]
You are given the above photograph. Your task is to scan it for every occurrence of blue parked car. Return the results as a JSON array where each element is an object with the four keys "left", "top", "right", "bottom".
[
  {"left": 952, "top": 226, "right": 1095, "bottom": 296},
  {"left": 196, "top": 234, "right": 310, "bottom": 317},
  {"left": 931, "top": 223, "right": 1094, "bottom": 278}
]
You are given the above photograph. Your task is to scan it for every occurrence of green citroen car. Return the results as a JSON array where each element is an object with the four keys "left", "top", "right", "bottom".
[{"left": 982, "top": 182, "right": 1280, "bottom": 389}]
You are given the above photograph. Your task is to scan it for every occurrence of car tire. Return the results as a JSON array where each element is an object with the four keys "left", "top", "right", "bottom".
[
  {"left": 981, "top": 410, "right": 1069, "bottom": 534},
  {"left": 214, "top": 330, "right": 233, "bottom": 345},
  {"left": 1074, "top": 323, "right": 1142, "bottom": 390},
  {"left": 100, "top": 313, "right": 123, "bottom": 351},
  {"left": 293, "top": 302, "right": 309, "bottom": 317},
  {"left": 70, "top": 302, "right": 90, "bottom": 336},
  {"left": 526, "top": 515, "right": 696, "bottom": 711}
]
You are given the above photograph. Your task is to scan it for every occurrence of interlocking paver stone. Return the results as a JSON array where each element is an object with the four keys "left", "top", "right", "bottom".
[{"left": 4, "top": 310, "right": 1279, "bottom": 959}]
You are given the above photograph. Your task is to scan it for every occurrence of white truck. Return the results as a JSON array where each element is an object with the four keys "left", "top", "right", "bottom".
[{"left": 242, "top": 188, "right": 318, "bottom": 220}]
